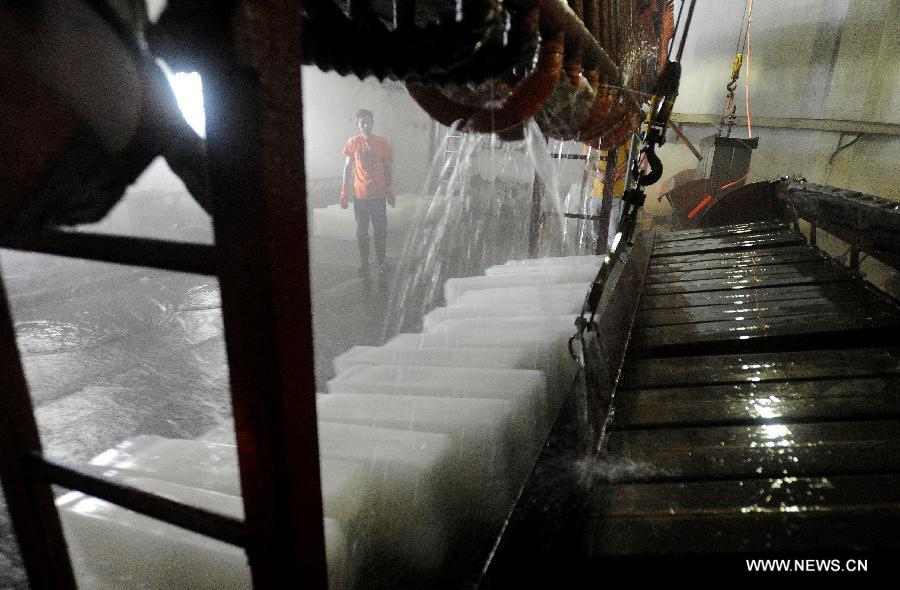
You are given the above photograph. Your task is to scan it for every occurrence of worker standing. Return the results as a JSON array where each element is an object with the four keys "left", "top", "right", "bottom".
[{"left": 340, "top": 109, "right": 394, "bottom": 288}]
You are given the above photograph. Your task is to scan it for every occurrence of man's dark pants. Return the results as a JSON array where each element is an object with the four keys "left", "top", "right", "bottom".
[{"left": 353, "top": 197, "right": 387, "bottom": 272}]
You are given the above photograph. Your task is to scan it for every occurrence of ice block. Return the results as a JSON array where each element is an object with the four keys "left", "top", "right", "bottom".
[
  {"left": 333, "top": 344, "right": 536, "bottom": 375},
  {"left": 56, "top": 478, "right": 351, "bottom": 589},
  {"left": 89, "top": 436, "right": 241, "bottom": 496},
  {"left": 86, "top": 436, "right": 367, "bottom": 524},
  {"left": 421, "top": 302, "right": 581, "bottom": 332},
  {"left": 455, "top": 282, "right": 589, "bottom": 308},
  {"left": 425, "top": 314, "right": 576, "bottom": 335},
  {"left": 316, "top": 394, "right": 538, "bottom": 494},
  {"left": 325, "top": 365, "right": 550, "bottom": 430},
  {"left": 487, "top": 254, "right": 603, "bottom": 274},
  {"left": 444, "top": 267, "right": 598, "bottom": 305},
  {"left": 384, "top": 325, "right": 575, "bottom": 410},
  {"left": 382, "top": 332, "right": 561, "bottom": 392},
  {"left": 316, "top": 422, "right": 456, "bottom": 571},
  {"left": 80, "top": 429, "right": 456, "bottom": 580}
]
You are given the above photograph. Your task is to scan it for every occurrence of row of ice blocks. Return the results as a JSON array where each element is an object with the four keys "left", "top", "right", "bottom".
[{"left": 56, "top": 254, "right": 601, "bottom": 589}]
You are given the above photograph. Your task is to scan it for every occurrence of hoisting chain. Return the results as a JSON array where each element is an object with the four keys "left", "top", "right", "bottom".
[
  {"left": 569, "top": 53, "right": 682, "bottom": 365},
  {"left": 719, "top": 0, "right": 752, "bottom": 137}
]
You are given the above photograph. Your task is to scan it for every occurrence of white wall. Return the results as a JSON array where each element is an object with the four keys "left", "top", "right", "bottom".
[
  {"left": 301, "top": 67, "right": 433, "bottom": 196},
  {"left": 646, "top": 0, "right": 900, "bottom": 222}
]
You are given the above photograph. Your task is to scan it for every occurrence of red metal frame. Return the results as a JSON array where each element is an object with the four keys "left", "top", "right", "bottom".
[{"left": 0, "top": 2, "right": 327, "bottom": 588}]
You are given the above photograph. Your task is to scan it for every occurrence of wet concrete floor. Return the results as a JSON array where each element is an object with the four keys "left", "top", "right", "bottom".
[{"left": 0, "top": 234, "right": 397, "bottom": 589}]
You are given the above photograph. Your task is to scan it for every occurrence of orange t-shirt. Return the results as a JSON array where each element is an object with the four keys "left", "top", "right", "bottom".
[{"left": 343, "top": 134, "right": 393, "bottom": 199}]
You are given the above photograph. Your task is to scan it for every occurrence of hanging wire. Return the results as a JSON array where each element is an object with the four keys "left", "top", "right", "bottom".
[
  {"left": 734, "top": 0, "right": 751, "bottom": 56},
  {"left": 668, "top": 0, "right": 688, "bottom": 58},
  {"left": 745, "top": 0, "right": 754, "bottom": 138},
  {"left": 674, "top": 0, "right": 697, "bottom": 62},
  {"left": 719, "top": 0, "right": 753, "bottom": 137}
]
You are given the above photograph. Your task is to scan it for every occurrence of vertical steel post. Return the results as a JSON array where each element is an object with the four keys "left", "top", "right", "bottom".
[
  {"left": 594, "top": 148, "right": 616, "bottom": 254},
  {"left": 849, "top": 239, "right": 861, "bottom": 274},
  {"left": 529, "top": 173, "right": 543, "bottom": 258},
  {"left": 0, "top": 280, "right": 77, "bottom": 589},
  {"left": 202, "top": 1, "right": 327, "bottom": 587}
]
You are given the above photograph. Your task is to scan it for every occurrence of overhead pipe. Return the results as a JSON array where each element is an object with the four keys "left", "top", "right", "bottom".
[
  {"left": 537, "top": 0, "right": 623, "bottom": 88},
  {"left": 408, "top": 0, "right": 638, "bottom": 137},
  {"left": 407, "top": 28, "right": 563, "bottom": 133}
]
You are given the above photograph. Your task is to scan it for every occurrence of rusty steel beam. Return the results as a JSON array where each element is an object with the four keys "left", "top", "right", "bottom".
[
  {"left": 538, "top": 0, "right": 623, "bottom": 87},
  {"left": 0, "top": 231, "right": 217, "bottom": 275},
  {"left": 202, "top": 1, "right": 327, "bottom": 588},
  {"left": 30, "top": 455, "right": 246, "bottom": 546},
  {"left": 780, "top": 180, "right": 900, "bottom": 272},
  {"left": 0, "top": 279, "right": 78, "bottom": 588},
  {"left": 668, "top": 120, "right": 703, "bottom": 161}
]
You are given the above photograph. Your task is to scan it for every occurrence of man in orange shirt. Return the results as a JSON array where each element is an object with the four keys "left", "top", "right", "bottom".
[{"left": 340, "top": 109, "right": 394, "bottom": 285}]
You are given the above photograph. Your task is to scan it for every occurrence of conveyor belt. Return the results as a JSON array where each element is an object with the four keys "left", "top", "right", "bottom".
[{"left": 577, "top": 221, "right": 900, "bottom": 573}]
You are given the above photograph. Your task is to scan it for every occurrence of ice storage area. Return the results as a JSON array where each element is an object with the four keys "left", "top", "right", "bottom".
[{"left": 42, "top": 250, "right": 597, "bottom": 589}]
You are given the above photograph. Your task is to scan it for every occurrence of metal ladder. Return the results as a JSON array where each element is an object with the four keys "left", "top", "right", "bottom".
[
  {"left": 0, "top": 8, "right": 327, "bottom": 589},
  {"left": 436, "top": 127, "right": 465, "bottom": 197}
]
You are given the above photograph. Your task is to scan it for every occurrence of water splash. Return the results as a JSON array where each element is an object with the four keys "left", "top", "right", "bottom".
[{"left": 383, "top": 119, "right": 596, "bottom": 337}]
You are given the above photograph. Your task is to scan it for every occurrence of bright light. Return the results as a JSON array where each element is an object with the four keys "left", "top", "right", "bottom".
[{"left": 159, "top": 61, "right": 206, "bottom": 138}]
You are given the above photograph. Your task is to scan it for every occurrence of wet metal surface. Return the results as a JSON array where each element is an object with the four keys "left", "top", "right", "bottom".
[
  {"left": 652, "top": 221, "right": 790, "bottom": 244},
  {"left": 632, "top": 311, "right": 900, "bottom": 356},
  {"left": 635, "top": 295, "right": 893, "bottom": 328},
  {"left": 641, "top": 268, "right": 850, "bottom": 296},
  {"left": 648, "top": 245, "right": 821, "bottom": 273},
  {"left": 621, "top": 348, "right": 900, "bottom": 389},
  {"left": 644, "top": 260, "right": 838, "bottom": 285},
  {"left": 605, "top": 419, "right": 900, "bottom": 482},
  {"left": 614, "top": 376, "right": 900, "bottom": 428},
  {"left": 650, "top": 231, "right": 805, "bottom": 257},
  {"left": 639, "top": 282, "right": 865, "bottom": 310},
  {"left": 581, "top": 222, "right": 900, "bottom": 561},
  {"left": 584, "top": 474, "right": 900, "bottom": 555}
]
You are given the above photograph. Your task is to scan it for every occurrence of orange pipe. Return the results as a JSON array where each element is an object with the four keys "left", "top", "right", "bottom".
[{"left": 407, "top": 33, "right": 564, "bottom": 134}]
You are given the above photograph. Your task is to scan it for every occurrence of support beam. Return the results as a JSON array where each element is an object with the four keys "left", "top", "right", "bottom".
[
  {"left": 674, "top": 113, "right": 900, "bottom": 136},
  {"left": 0, "top": 280, "right": 78, "bottom": 588},
  {"left": 201, "top": 1, "right": 327, "bottom": 587}
]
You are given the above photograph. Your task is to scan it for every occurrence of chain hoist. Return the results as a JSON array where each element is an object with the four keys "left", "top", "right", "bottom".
[
  {"left": 719, "top": 0, "right": 753, "bottom": 137},
  {"left": 569, "top": 0, "right": 692, "bottom": 365}
]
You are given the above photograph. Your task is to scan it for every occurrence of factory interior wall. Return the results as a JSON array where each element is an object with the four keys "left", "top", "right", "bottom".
[
  {"left": 301, "top": 67, "right": 434, "bottom": 201},
  {"left": 641, "top": 0, "right": 900, "bottom": 296},
  {"left": 644, "top": 0, "right": 899, "bottom": 224}
]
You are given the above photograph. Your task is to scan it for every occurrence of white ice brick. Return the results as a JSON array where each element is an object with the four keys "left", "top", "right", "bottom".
[
  {"left": 57, "top": 479, "right": 351, "bottom": 589},
  {"left": 85, "top": 429, "right": 456, "bottom": 578},
  {"left": 380, "top": 332, "right": 575, "bottom": 410},
  {"left": 333, "top": 344, "right": 535, "bottom": 375},
  {"left": 421, "top": 302, "right": 581, "bottom": 332},
  {"left": 498, "top": 254, "right": 603, "bottom": 269},
  {"left": 316, "top": 422, "right": 457, "bottom": 570},
  {"left": 485, "top": 257, "right": 601, "bottom": 276},
  {"left": 444, "top": 267, "right": 598, "bottom": 305},
  {"left": 455, "top": 282, "right": 589, "bottom": 308},
  {"left": 386, "top": 331, "right": 554, "bottom": 352},
  {"left": 86, "top": 436, "right": 366, "bottom": 524},
  {"left": 316, "top": 394, "right": 538, "bottom": 495},
  {"left": 198, "top": 423, "right": 237, "bottom": 445},
  {"left": 425, "top": 315, "right": 576, "bottom": 335},
  {"left": 421, "top": 316, "right": 575, "bottom": 392},
  {"left": 89, "top": 437, "right": 241, "bottom": 496},
  {"left": 325, "top": 365, "right": 549, "bottom": 430}
]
